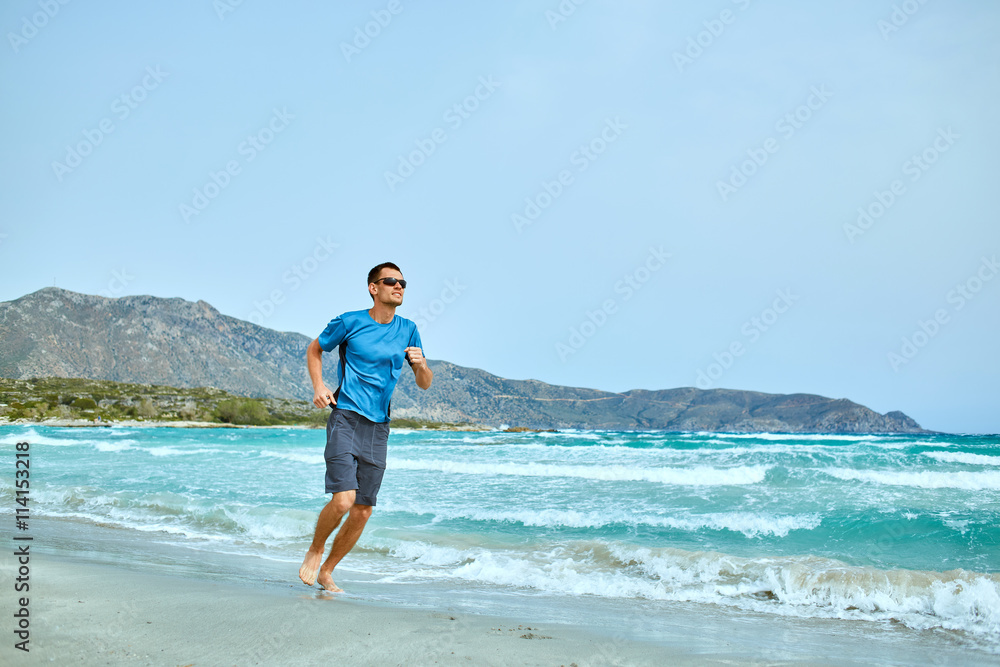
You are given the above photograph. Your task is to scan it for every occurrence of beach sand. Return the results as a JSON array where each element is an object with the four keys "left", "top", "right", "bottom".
[
  {"left": 1, "top": 518, "right": 990, "bottom": 666},
  {"left": 3, "top": 556, "right": 713, "bottom": 666}
]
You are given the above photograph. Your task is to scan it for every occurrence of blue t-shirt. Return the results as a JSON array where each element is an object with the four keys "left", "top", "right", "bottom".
[{"left": 317, "top": 309, "right": 423, "bottom": 423}]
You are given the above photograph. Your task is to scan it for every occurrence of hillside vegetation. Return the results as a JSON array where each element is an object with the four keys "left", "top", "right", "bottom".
[{"left": 0, "top": 377, "right": 463, "bottom": 429}]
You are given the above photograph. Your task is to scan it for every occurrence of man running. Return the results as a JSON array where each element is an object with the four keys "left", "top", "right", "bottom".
[{"left": 298, "top": 262, "right": 432, "bottom": 592}]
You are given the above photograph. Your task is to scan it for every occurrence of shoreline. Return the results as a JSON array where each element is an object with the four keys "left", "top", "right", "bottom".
[
  {"left": 4, "top": 556, "right": 681, "bottom": 666},
  {"left": 2, "top": 517, "right": 992, "bottom": 666},
  {"left": 1, "top": 419, "right": 966, "bottom": 435},
  {"left": 0, "top": 517, "right": 700, "bottom": 666},
  {"left": 0, "top": 418, "right": 492, "bottom": 431}
]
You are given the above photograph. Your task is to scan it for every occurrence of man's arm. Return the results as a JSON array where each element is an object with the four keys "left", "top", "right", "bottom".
[
  {"left": 404, "top": 346, "right": 433, "bottom": 390},
  {"left": 308, "top": 338, "right": 336, "bottom": 407}
]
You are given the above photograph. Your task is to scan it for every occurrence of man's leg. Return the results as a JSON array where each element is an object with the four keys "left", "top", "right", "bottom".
[
  {"left": 316, "top": 503, "right": 373, "bottom": 592},
  {"left": 298, "top": 489, "right": 355, "bottom": 586},
  {"left": 313, "top": 417, "right": 386, "bottom": 590}
]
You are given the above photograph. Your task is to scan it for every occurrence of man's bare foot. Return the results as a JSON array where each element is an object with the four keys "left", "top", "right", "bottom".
[
  {"left": 299, "top": 549, "right": 323, "bottom": 586},
  {"left": 316, "top": 570, "right": 343, "bottom": 592}
]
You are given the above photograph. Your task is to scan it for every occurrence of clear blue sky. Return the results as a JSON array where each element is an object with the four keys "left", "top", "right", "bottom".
[{"left": 2, "top": 1, "right": 998, "bottom": 434}]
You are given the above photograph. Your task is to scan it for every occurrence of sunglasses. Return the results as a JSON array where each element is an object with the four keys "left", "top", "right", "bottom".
[{"left": 374, "top": 277, "right": 407, "bottom": 289}]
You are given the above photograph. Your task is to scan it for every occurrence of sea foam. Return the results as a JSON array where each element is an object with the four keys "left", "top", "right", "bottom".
[
  {"left": 823, "top": 467, "right": 1000, "bottom": 491},
  {"left": 370, "top": 537, "right": 1000, "bottom": 643},
  {"left": 377, "top": 502, "right": 821, "bottom": 538},
  {"left": 923, "top": 451, "right": 1000, "bottom": 466},
  {"left": 387, "top": 459, "right": 770, "bottom": 486}
]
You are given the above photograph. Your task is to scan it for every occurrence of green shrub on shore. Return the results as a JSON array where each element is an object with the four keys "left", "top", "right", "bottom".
[
  {"left": 136, "top": 398, "right": 158, "bottom": 419},
  {"left": 214, "top": 398, "right": 273, "bottom": 425},
  {"left": 71, "top": 397, "right": 98, "bottom": 410}
]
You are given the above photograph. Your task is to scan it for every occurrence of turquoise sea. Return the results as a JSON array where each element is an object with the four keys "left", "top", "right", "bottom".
[{"left": 2, "top": 425, "right": 998, "bottom": 656}]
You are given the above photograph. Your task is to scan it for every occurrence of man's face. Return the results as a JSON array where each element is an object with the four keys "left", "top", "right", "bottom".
[{"left": 371, "top": 268, "right": 405, "bottom": 306}]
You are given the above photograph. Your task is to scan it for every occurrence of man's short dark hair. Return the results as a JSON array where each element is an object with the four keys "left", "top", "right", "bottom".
[
  {"left": 368, "top": 262, "right": 402, "bottom": 300},
  {"left": 368, "top": 262, "right": 401, "bottom": 285}
]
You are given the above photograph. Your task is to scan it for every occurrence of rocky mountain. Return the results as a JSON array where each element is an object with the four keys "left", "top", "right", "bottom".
[
  {"left": 0, "top": 287, "right": 333, "bottom": 399},
  {"left": 390, "top": 362, "right": 925, "bottom": 433},
  {"left": 0, "top": 288, "right": 928, "bottom": 433}
]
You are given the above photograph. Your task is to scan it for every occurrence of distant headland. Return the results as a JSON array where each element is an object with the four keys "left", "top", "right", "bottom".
[{"left": 0, "top": 287, "right": 928, "bottom": 433}]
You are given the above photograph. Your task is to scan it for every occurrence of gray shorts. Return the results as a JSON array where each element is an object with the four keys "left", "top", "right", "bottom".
[{"left": 324, "top": 407, "right": 389, "bottom": 506}]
